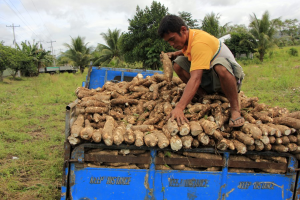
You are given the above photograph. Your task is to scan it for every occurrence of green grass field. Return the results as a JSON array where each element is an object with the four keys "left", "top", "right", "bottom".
[
  {"left": 241, "top": 46, "right": 300, "bottom": 111},
  {"left": 0, "top": 46, "right": 299, "bottom": 199},
  {"left": 0, "top": 73, "right": 85, "bottom": 199}
]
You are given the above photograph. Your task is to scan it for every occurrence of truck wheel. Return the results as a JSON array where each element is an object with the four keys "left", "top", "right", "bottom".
[{"left": 50, "top": 72, "right": 55, "bottom": 75}]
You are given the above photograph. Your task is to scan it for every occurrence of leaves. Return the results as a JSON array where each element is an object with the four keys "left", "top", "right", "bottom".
[
  {"left": 119, "top": 1, "right": 173, "bottom": 70},
  {"left": 201, "top": 12, "right": 230, "bottom": 38},
  {"left": 0, "top": 41, "right": 51, "bottom": 79},
  {"left": 62, "top": 36, "right": 92, "bottom": 73},
  {"left": 93, "top": 29, "right": 123, "bottom": 66},
  {"left": 224, "top": 32, "right": 256, "bottom": 57},
  {"left": 179, "top": 11, "right": 200, "bottom": 29},
  {"left": 248, "top": 11, "right": 277, "bottom": 61}
]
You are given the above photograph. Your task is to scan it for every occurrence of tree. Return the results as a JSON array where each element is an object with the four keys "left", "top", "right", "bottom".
[
  {"left": 249, "top": 11, "right": 277, "bottom": 62},
  {"left": 93, "top": 28, "right": 123, "bottom": 66},
  {"left": 0, "top": 44, "right": 29, "bottom": 79},
  {"left": 201, "top": 12, "right": 230, "bottom": 38},
  {"left": 63, "top": 36, "right": 92, "bottom": 73},
  {"left": 35, "top": 44, "right": 52, "bottom": 69},
  {"left": 273, "top": 18, "right": 284, "bottom": 37},
  {"left": 282, "top": 19, "right": 299, "bottom": 45},
  {"left": 224, "top": 25, "right": 256, "bottom": 58},
  {"left": 178, "top": 11, "right": 200, "bottom": 29},
  {"left": 0, "top": 43, "right": 9, "bottom": 81},
  {"left": 224, "top": 32, "right": 256, "bottom": 58},
  {"left": 18, "top": 41, "right": 52, "bottom": 76},
  {"left": 1, "top": 43, "right": 27, "bottom": 80},
  {"left": 228, "top": 24, "right": 248, "bottom": 34},
  {"left": 120, "top": 1, "right": 173, "bottom": 70}
]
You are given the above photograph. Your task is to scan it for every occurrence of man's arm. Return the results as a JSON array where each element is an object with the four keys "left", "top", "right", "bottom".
[{"left": 169, "top": 69, "right": 203, "bottom": 125}]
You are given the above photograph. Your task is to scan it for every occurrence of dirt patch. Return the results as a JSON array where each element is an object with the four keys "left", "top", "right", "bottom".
[
  {"left": 5, "top": 154, "right": 15, "bottom": 160},
  {"left": 49, "top": 145, "right": 62, "bottom": 151},
  {"left": 23, "top": 125, "right": 49, "bottom": 143},
  {"left": 26, "top": 126, "right": 46, "bottom": 136},
  {"left": 38, "top": 115, "right": 50, "bottom": 121}
]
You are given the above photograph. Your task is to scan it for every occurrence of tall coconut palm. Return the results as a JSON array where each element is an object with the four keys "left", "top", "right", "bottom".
[
  {"left": 63, "top": 36, "right": 92, "bottom": 73},
  {"left": 249, "top": 11, "right": 277, "bottom": 62},
  {"left": 93, "top": 28, "right": 123, "bottom": 66}
]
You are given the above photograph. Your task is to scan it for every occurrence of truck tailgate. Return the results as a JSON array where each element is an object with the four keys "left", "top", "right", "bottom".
[{"left": 64, "top": 144, "right": 298, "bottom": 200}]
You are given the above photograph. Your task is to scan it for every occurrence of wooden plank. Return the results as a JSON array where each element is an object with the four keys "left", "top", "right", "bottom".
[
  {"left": 228, "top": 160, "right": 287, "bottom": 170},
  {"left": 84, "top": 154, "right": 151, "bottom": 164},
  {"left": 155, "top": 157, "right": 224, "bottom": 167}
]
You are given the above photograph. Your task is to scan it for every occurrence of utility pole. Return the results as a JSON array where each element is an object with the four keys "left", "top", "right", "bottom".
[
  {"left": 6, "top": 23, "right": 20, "bottom": 48},
  {"left": 6, "top": 23, "right": 21, "bottom": 78},
  {"left": 47, "top": 40, "right": 56, "bottom": 67}
]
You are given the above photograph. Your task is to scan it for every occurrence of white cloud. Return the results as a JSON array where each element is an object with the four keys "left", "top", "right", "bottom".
[{"left": 0, "top": 0, "right": 299, "bottom": 53}]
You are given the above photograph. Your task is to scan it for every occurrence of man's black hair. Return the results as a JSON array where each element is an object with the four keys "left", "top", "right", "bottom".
[{"left": 158, "top": 15, "right": 188, "bottom": 38}]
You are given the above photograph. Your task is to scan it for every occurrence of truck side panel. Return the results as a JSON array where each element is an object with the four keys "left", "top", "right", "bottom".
[
  {"left": 65, "top": 144, "right": 298, "bottom": 200},
  {"left": 86, "top": 67, "right": 163, "bottom": 89},
  {"left": 224, "top": 173, "right": 295, "bottom": 199},
  {"left": 69, "top": 166, "right": 149, "bottom": 200},
  {"left": 156, "top": 171, "right": 222, "bottom": 200}
]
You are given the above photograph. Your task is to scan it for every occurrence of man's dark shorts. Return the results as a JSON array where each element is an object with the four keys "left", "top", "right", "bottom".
[{"left": 173, "top": 56, "right": 245, "bottom": 94}]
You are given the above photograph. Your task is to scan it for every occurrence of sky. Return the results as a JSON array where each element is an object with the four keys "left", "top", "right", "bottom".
[{"left": 0, "top": 0, "right": 299, "bottom": 56}]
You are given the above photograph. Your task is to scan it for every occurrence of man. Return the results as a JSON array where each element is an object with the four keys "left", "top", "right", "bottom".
[{"left": 158, "top": 14, "right": 245, "bottom": 127}]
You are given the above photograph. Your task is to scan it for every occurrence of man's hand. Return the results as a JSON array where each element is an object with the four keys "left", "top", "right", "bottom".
[
  {"left": 168, "top": 107, "right": 189, "bottom": 126},
  {"left": 166, "top": 52, "right": 177, "bottom": 60},
  {"left": 164, "top": 50, "right": 183, "bottom": 61}
]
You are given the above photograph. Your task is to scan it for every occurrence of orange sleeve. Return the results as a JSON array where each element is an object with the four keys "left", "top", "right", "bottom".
[{"left": 190, "top": 42, "right": 214, "bottom": 71}]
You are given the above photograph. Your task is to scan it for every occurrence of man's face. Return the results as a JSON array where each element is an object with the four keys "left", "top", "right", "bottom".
[{"left": 163, "top": 26, "right": 188, "bottom": 50}]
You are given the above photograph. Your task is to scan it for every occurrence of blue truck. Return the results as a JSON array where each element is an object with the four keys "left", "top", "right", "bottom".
[{"left": 61, "top": 66, "right": 300, "bottom": 200}]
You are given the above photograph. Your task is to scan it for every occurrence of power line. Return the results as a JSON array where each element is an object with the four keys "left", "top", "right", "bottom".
[
  {"left": 4, "top": 0, "right": 48, "bottom": 43},
  {"left": 30, "top": 0, "right": 52, "bottom": 39},
  {"left": 4, "top": 0, "right": 45, "bottom": 43},
  {"left": 0, "top": 15, "right": 13, "bottom": 24},
  {"left": 19, "top": 0, "right": 51, "bottom": 42},
  {"left": 19, "top": 0, "right": 38, "bottom": 27}
]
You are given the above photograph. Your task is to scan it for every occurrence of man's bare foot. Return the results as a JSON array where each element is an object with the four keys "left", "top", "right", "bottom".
[{"left": 229, "top": 111, "right": 245, "bottom": 127}]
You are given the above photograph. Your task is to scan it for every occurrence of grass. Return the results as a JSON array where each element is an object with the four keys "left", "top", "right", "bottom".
[
  {"left": 240, "top": 46, "right": 300, "bottom": 111},
  {"left": 0, "top": 72, "right": 85, "bottom": 199},
  {"left": 0, "top": 45, "right": 299, "bottom": 199}
]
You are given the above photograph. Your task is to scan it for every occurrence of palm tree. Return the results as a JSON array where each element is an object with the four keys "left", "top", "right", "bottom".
[
  {"left": 63, "top": 36, "right": 92, "bottom": 73},
  {"left": 93, "top": 28, "right": 123, "bottom": 66},
  {"left": 249, "top": 11, "right": 277, "bottom": 61},
  {"left": 201, "top": 12, "right": 230, "bottom": 38}
]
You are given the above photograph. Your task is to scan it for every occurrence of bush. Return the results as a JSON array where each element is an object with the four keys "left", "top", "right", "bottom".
[
  {"left": 288, "top": 48, "right": 298, "bottom": 56},
  {"left": 268, "top": 51, "right": 274, "bottom": 58}
]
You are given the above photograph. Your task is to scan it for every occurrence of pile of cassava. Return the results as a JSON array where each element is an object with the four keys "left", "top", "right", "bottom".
[{"left": 67, "top": 71, "right": 300, "bottom": 158}]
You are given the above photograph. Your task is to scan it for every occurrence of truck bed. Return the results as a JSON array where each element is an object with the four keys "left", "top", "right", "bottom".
[{"left": 61, "top": 99, "right": 300, "bottom": 200}]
